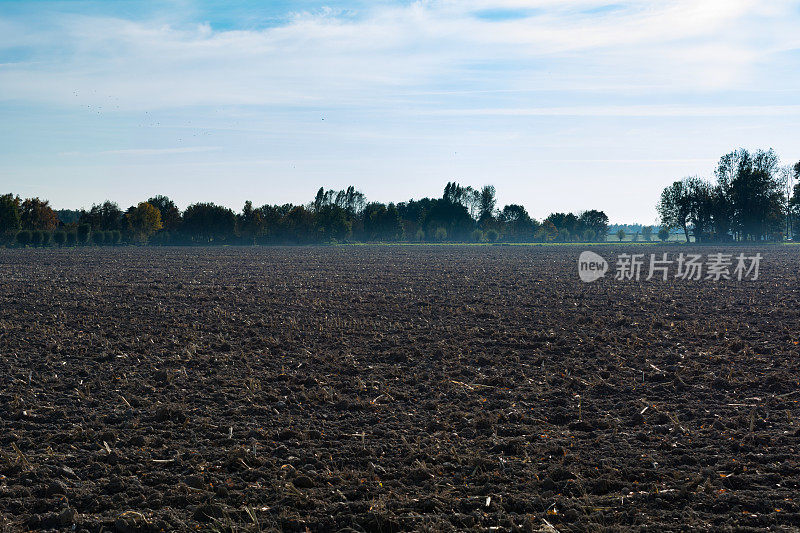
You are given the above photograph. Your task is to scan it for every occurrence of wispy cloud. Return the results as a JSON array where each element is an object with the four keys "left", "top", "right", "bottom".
[
  {"left": 429, "top": 105, "right": 800, "bottom": 117},
  {"left": 1, "top": 1, "right": 799, "bottom": 221},
  {"left": 100, "top": 146, "right": 221, "bottom": 156},
  {"left": 59, "top": 147, "right": 222, "bottom": 156},
  {"left": 0, "top": 0, "right": 797, "bottom": 110}
]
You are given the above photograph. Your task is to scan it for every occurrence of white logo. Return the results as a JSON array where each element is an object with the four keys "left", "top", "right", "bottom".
[
  {"left": 578, "top": 251, "right": 608, "bottom": 282},
  {"left": 578, "top": 251, "right": 762, "bottom": 282}
]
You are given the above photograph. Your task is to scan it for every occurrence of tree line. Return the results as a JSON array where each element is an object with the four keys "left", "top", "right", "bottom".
[
  {"left": 0, "top": 183, "right": 610, "bottom": 246},
  {"left": 658, "top": 149, "right": 800, "bottom": 242}
]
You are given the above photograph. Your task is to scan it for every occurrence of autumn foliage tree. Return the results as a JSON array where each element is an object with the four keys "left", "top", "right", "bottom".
[
  {"left": 20, "top": 197, "right": 58, "bottom": 231},
  {"left": 127, "top": 202, "right": 163, "bottom": 242}
]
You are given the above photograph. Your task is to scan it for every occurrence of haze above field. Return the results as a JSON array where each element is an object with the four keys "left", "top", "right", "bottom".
[{"left": 1, "top": 0, "right": 798, "bottom": 223}]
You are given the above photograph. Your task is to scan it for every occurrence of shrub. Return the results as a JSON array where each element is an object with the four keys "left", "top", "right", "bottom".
[
  {"left": 470, "top": 229, "right": 485, "bottom": 243},
  {"left": 583, "top": 229, "right": 596, "bottom": 242},
  {"left": 104, "top": 230, "right": 115, "bottom": 244},
  {"left": 414, "top": 229, "right": 425, "bottom": 242},
  {"left": 149, "top": 231, "right": 172, "bottom": 246},
  {"left": 66, "top": 232, "right": 77, "bottom": 246},
  {"left": 77, "top": 224, "right": 90, "bottom": 244},
  {"left": 486, "top": 229, "right": 500, "bottom": 242},
  {"left": 53, "top": 230, "right": 66, "bottom": 246},
  {"left": 92, "top": 231, "right": 105, "bottom": 245},
  {"left": 632, "top": 232, "right": 639, "bottom": 242},
  {"left": 658, "top": 228, "right": 670, "bottom": 242},
  {"left": 434, "top": 227, "right": 447, "bottom": 242},
  {"left": 40, "top": 231, "right": 51, "bottom": 246},
  {"left": 557, "top": 228, "right": 570, "bottom": 242},
  {"left": 616, "top": 229, "right": 625, "bottom": 241},
  {"left": 30, "top": 230, "right": 43, "bottom": 247},
  {"left": 16, "top": 230, "right": 31, "bottom": 247},
  {"left": 110, "top": 230, "right": 122, "bottom": 245}
]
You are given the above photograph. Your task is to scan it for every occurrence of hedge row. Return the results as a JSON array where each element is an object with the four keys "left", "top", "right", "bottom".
[{"left": 11, "top": 229, "right": 122, "bottom": 247}]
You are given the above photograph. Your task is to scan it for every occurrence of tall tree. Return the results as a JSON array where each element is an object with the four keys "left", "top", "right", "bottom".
[
  {"left": 684, "top": 177, "right": 714, "bottom": 242},
  {"left": 499, "top": 204, "right": 536, "bottom": 241},
  {"left": 238, "top": 200, "right": 265, "bottom": 244},
  {"left": 20, "top": 197, "right": 58, "bottom": 231},
  {"left": 657, "top": 180, "right": 693, "bottom": 242},
  {"left": 478, "top": 185, "right": 496, "bottom": 224},
  {"left": 545, "top": 212, "right": 579, "bottom": 233},
  {"left": 127, "top": 202, "right": 163, "bottom": 242},
  {"left": 284, "top": 205, "right": 315, "bottom": 243},
  {"left": 719, "top": 148, "right": 784, "bottom": 240},
  {"left": 0, "top": 194, "right": 21, "bottom": 235},
  {"left": 182, "top": 203, "right": 237, "bottom": 243},
  {"left": 146, "top": 195, "right": 182, "bottom": 231},
  {"left": 81, "top": 201, "right": 124, "bottom": 231},
  {"left": 363, "top": 202, "right": 403, "bottom": 241},
  {"left": 577, "top": 210, "right": 609, "bottom": 241},
  {"left": 790, "top": 161, "right": 800, "bottom": 238}
]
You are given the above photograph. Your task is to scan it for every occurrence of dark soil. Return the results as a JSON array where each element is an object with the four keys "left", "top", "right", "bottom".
[{"left": 1, "top": 245, "right": 799, "bottom": 532}]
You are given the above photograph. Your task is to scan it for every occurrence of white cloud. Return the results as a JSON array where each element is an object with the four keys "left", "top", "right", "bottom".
[
  {"left": 429, "top": 104, "right": 800, "bottom": 117},
  {"left": 2, "top": 1, "right": 799, "bottom": 222},
  {"left": 0, "top": 0, "right": 796, "bottom": 110},
  {"left": 58, "top": 146, "right": 221, "bottom": 156}
]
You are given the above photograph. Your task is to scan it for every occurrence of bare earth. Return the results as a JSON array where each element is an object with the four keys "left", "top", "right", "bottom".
[{"left": 1, "top": 245, "right": 799, "bottom": 532}]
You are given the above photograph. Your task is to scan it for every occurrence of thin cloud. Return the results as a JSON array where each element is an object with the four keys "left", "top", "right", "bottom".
[
  {"left": 0, "top": 0, "right": 797, "bottom": 109},
  {"left": 2, "top": 1, "right": 799, "bottom": 222},
  {"left": 59, "top": 147, "right": 222, "bottom": 156},
  {"left": 428, "top": 105, "right": 800, "bottom": 117}
]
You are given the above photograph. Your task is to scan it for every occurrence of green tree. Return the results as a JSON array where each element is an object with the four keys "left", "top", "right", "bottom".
[
  {"left": 239, "top": 200, "right": 265, "bottom": 244},
  {"left": 657, "top": 180, "right": 692, "bottom": 242},
  {"left": 77, "top": 224, "right": 90, "bottom": 244},
  {"left": 80, "top": 201, "right": 124, "bottom": 231},
  {"left": 314, "top": 205, "right": 351, "bottom": 242},
  {"left": 616, "top": 228, "right": 625, "bottom": 241},
  {"left": 658, "top": 227, "right": 670, "bottom": 242},
  {"left": 537, "top": 220, "right": 557, "bottom": 242},
  {"left": 499, "top": 204, "right": 535, "bottom": 241},
  {"left": 55, "top": 209, "right": 81, "bottom": 225},
  {"left": 478, "top": 185, "right": 496, "bottom": 225},
  {"left": 790, "top": 161, "right": 800, "bottom": 238},
  {"left": 53, "top": 231, "right": 66, "bottom": 246},
  {"left": 424, "top": 198, "right": 473, "bottom": 240},
  {"left": 716, "top": 148, "right": 784, "bottom": 240},
  {"left": 182, "top": 203, "right": 237, "bottom": 243},
  {"left": 577, "top": 210, "right": 609, "bottom": 242},
  {"left": 16, "top": 230, "right": 31, "bottom": 246},
  {"left": 284, "top": 206, "right": 315, "bottom": 244},
  {"left": 363, "top": 202, "right": 403, "bottom": 241},
  {"left": 146, "top": 195, "right": 182, "bottom": 231},
  {"left": 0, "top": 194, "right": 21, "bottom": 237}
]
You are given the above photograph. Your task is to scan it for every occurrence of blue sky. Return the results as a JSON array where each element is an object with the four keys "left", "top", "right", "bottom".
[{"left": 1, "top": 0, "right": 799, "bottom": 222}]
